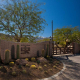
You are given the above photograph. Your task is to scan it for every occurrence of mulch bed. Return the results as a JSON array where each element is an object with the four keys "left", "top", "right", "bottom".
[{"left": 0, "top": 57, "right": 63, "bottom": 80}]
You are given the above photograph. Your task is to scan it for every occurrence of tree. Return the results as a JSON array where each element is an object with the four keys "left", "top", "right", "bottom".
[
  {"left": 0, "top": 0, "right": 47, "bottom": 42},
  {"left": 0, "top": 33, "right": 15, "bottom": 41},
  {"left": 37, "top": 38, "right": 50, "bottom": 42},
  {"left": 53, "top": 26, "right": 80, "bottom": 47}
]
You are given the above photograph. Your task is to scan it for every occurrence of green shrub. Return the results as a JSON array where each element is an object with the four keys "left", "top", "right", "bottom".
[
  {"left": 5, "top": 49, "right": 10, "bottom": 64},
  {"left": 16, "top": 45, "right": 19, "bottom": 59}
]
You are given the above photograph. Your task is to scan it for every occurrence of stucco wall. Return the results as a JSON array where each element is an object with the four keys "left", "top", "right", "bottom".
[
  {"left": 0, "top": 40, "right": 51, "bottom": 60},
  {"left": 74, "top": 42, "right": 80, "bottom": 54}
]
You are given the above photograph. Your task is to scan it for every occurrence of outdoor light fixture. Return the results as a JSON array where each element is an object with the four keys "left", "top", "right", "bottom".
[{"left": 49, "top": 36, "right": 52, "bottom": 41}]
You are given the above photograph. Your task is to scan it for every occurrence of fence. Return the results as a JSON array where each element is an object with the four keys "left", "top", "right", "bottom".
[
  {"left": 52, "top": 42, "right": 80, "bottom": 55},
  {"left": 0, "top": 39, "right": 80, "bottom": 61}
]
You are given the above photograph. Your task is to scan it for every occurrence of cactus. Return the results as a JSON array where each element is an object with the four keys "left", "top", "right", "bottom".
[
  {"left": 31, "top": 57, "right": 36, "bottom": 62},
  {"left": 25, "top": 58, "right": 29, "bottom": 61},
  {"left": 9, "top": 62, "right": 14, "bottom": 66},
  {"left": 38, "top": 66, "right": 42, "bottom": 70},
  {"left": 45, "top": 44, "right": 49, "bottom": 57},
  {"left": 30, "top": 65, "right": 36, "bottom": 69},
  {"left": 37, "top": 50, "right": 39, "bottom": 57},
  {"left": 5, "top": 49, "right": 9, "bottom": 64},
  {"left": 22, "top": 70, "right": 27, "bottom": 74},
  {"left": 41, "top": 49, "right": 45, "bottom": 57},
  {"left": 16, "top": 45, "right": 19, "bottom": 59},
  {"left": 12, "top": 71, "right": 16, "bottom": 76}
]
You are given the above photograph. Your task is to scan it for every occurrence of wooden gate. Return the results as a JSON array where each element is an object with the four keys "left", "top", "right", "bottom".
[{"left": 52, "top": 42, "right": 74, "bottom": 55}]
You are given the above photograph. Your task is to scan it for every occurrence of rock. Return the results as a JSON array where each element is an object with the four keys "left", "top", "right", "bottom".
[
  {"left": 15, "top": 59, "right": 20, "bottom": 65},
  {"left": 0, "top": 67, "right": 7, "bottom": 73},
  {"left": 37, "top": 57, "right": 48, "bottom": 63},
  {"left": 15, "top": 59, "right": 28, "bottom": 66}
]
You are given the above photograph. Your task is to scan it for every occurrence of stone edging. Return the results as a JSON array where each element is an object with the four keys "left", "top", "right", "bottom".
[{"left": 37, "top": 61, "right": 66, "bottom": 80}]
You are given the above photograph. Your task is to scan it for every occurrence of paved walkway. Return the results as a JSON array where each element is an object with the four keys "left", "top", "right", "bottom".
[{"left": 52, "top": 54, "right": 80, "bottom": 80}]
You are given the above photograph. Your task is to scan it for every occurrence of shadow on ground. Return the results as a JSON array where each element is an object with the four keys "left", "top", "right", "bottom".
[{"left": 52, "top": 54, "right": 80, "bottom": 80}]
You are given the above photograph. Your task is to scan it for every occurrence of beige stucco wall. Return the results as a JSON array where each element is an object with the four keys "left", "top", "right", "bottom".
[
  {"left": 0, "top": 40, "right": 51, "bottom": 60},
  {"left": 74, "top": 42, "right": 80, "bottom": 54}
]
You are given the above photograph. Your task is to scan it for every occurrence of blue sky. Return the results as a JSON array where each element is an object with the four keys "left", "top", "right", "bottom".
[
  {"left": 0, "top": 0, "right": 80, "bottom": 38},
  {"left": 37, "top": 0, "right": 80, "bottom": 37}
]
